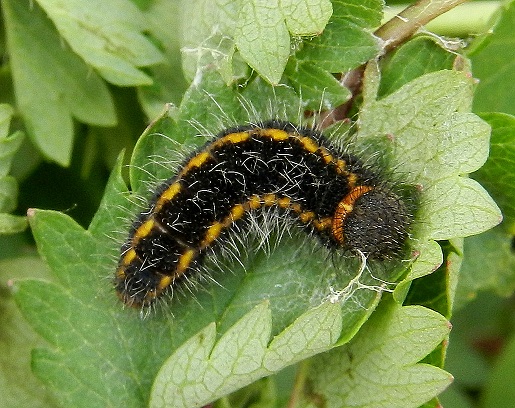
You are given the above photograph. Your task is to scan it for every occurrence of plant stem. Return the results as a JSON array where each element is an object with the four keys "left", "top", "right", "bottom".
[
  {"left": 383, "top": 1, "right": 501, "bottom": 37},
  {"left": 322, "top": 0, "right": 491, "bottom": 125},
  {"left": 376, "top": 0, "right": 469, "bottom": 52},
  {"left": 287, "top": 360, "right": 311, "bottom": 408}
]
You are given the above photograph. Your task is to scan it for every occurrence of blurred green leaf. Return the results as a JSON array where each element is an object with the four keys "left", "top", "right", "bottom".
[
  {"left": 137, "top": 0, "right": 189, "bottom": 118},
  {"left": 35, "top": 0, "right": 164, "bottom": 86},
  {"left": 2, "top": 0, "right": 116, "bottom": 165},
  {"left": 455, "top": 225, "right": 515, "bottom": 308},
  {"left": 0, "top": 241, "right": 56, "bottom": 408},
  {"left": 0, "top": 104, "right": 26, "bottom": 234},
  {"left": 473, "top": 112, "right": 515, "bottom": 231},
  {"left": 471, "top": 0, "right": 515, "bottom": 115}
]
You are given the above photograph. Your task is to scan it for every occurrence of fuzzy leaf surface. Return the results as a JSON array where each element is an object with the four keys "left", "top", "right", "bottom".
[
  {"left": 299, "top": 301, "right": 453, "bottom": 408},
  {"left": 359, "top": 69, "right": 501, "bottom": 286},
  {"left": 150, "top": 301, "right": 343, "bottom": 408}
]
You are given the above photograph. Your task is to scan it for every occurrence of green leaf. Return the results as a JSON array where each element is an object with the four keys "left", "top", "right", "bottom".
[
  {"left": 298, "top": 300, "right": 453, "bottom": 408},
  {"left": 2, "top": 0, "right": 116, "bottom": 165},
  {"left": 471, "top": 0, "right": 515, "bottom": 115},
  {"left": 34, "top": 0, "right": 164, "bottom": 86},
  {"left": 284, "top": 60, "right": 351, "bottom": 109},
  {"left": 422, "top": 177, "right": 501, "bottom": 240},
  {"left": 234, "top": 0, "right": 332, "bottom": 84},
  {"left": 405, "top": 240, "right": 463, "bottom": 319},
  {"left": 453, "top": 113, "right": 515, "bottom": 307},
  {"left": 358, "top": 67, "right": 501, "bottom": 320},
  {"left": 0, "top": 104, "right": 26, "bottom": 234},
  {"left": 13, "top": 63, "right": 500, "bottom": 406},
  {"left": 137, "top": 1, "right": 189, "bottom": 118},
  {"left": 150, "top": 301, "right": 343, "bottom": 408},
  {"left": 0, "top": 246, "right": 57, "bottom": 408},
  {"left": 359, "top": 69, "right": 501, "bottom": 258},
  {"left": 455, "top": 225, "right": 515, "bottom": 308},
  {"left": 181, "top": 0, "right": 332, "bottom": 85},
  {"left": 378, "top": 35, "right": 458, "bottom": 98},
  {"left": 295, "top": 0, "right": 382, "bottom": 72}
]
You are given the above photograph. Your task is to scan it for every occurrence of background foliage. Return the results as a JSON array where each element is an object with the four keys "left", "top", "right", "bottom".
[{"left": 0, "top": 0, "right": 514, "bottom": 407}]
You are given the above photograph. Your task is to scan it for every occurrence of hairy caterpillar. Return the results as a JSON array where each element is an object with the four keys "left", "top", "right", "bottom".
[{"left": 115, "top": 120, "right": 412, "bottom": 307}]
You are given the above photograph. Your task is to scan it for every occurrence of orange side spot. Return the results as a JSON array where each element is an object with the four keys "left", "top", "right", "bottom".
[
  {"left": 115, "top": 267, "right": 126, "bottom": 279},
  {"left": 230, "top": 204, "right": 246, "bottom": 221},
  {"left": 335, "top": 159, "right": 349, "bottom": 175},
  {"left": 299, "top": 211, "right": 315, "bottom": 223},
  {"left": 248, "top": 195, "right": 262, "bottom": 210},
  {"left": 176, "top": 249, "right": 196, "bottom": 275},
  {"left": 277, "top": 197, "right": 291, "bottom": 209},
  {"left": 122, "top": 248, "right": 137, "bottom": 266},
  {"left": 319, "top": 147, "right": 333, "bottom": 164},
  {"left": 258, "top": 128, "right": 290, "bottom": 141},
  {"left": 331, "top": 186, "right": 374, "bottom": 245},
  {"left": 133, "top": 219, "right": 155, "bottom": 242},
  {"left": 156, "top": 275, "right": 173, "bottom": 291},
  {"left": 312, "top": 217, "right": 332, "bottom": 232},
  {"left": 291, "top": 203, "right": 302, "bottom": 214},
  {"left": 263, "top": 193, "right": 277, "bottom": 206},
  {"left": 347, "top": 173, "right": 358, "bottom": 188},
  {"left": 201, "top": 222, "right": 224, "bottom": 248},
  {"left": 156, "top": 182, "right": 182, "bottom": 211},
  {"left": 298, "top": 136, "right": 319, "bottom": 153}
]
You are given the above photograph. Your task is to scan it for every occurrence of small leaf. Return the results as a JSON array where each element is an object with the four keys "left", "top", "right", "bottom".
[
  {"left": 34, "top": 0, "right": 164, "bottom": 86},
  {"left": 280, "top": 0, "right": 333, "bottom": 34},
  {"left": 181, "top": 0, "right": 332, "bottom": 84},
  {"left": 378, "top": 35, "right": 458, "bottom": 98},
  {"left": 235, "top": 0, "right": 332, "bottom": 83},
  {"left": 234, "top": 1, "right": 289, "bottom": 85},
  {"left": 421, "top": 177, "right": 502, "bottom": 240},
  {"left": 299, "top": 301, "right": 453, "bottom": 408},
  {"left": 295, "top": 0, "right": 382, "bottom": 72}
]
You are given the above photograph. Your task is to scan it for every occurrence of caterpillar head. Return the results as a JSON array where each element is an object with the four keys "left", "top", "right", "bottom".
[{"left": 331, "top": 186, "right": 412, "bottom": 259}]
